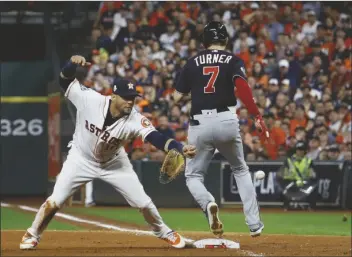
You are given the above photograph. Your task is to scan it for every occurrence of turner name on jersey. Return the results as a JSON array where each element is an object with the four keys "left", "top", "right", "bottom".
[{"left": 194, "top": 53, "right": 233, "bottom": 66}]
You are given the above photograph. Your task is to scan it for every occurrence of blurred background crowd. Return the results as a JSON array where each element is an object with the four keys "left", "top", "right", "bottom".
[{"left": 79, "top": 1, "right": 351, "bottom": 162}]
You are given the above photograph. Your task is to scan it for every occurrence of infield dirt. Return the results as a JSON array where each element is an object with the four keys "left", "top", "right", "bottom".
[{"left": 2, "top": 230, "right": 351, "bottom": 256}]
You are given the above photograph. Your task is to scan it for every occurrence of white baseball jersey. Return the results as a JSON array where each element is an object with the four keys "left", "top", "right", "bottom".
[{"left": 65, "top": 79, "right": 156, "bottom": 163}]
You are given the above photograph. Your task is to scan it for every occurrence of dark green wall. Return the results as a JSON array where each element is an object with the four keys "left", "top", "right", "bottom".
[
  {"left": 1, "top": 61, "right": 52, "bottom": 195},
  {"left": 1, "top": 61, "right": 52, "bottom": 96}
]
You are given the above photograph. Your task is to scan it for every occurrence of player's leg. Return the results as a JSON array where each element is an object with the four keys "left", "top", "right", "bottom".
[
  {"left": 20, "top": 155, "right": 95, "bottom": 249},
  {"left": 185, "top": 125, "right": 216, "bottom": 210},
  {"left": 100, "top": 155, "right": 185, "bottom": 248},
  {"left": 214, "top": 119, "right": 263, "bottom": 236},
  {"left": 185, "top": 125, "right": 223, "bottom": 236},
  {"left": 85, "top": 181, "right": 95, "bottom": 207}
]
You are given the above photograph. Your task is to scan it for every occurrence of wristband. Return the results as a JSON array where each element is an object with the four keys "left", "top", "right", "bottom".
[{"left": 167, "top": 139, "right": 184, "bottom": 153}]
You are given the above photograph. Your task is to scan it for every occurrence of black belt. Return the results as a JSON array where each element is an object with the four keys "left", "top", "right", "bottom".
[
  {"left": 189, "top": 119, "right": 200, "bottom": 126},
  {"left": 190, "top": 107, "right": 230, "bottom": 126}
]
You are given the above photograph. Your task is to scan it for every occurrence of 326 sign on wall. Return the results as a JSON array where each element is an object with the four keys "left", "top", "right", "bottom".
[{"left": 1, "top": 118, "right": 44, "bottom": 136}]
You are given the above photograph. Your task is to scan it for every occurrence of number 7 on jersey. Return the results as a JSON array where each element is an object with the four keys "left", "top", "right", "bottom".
[{"left": 203, "top": 66, "right": 219, "bottom": 94}]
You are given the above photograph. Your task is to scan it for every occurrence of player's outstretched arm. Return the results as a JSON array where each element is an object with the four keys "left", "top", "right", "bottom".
[
  {"left": 145, "top": 131, "right": 196, "bottom": 158},
  {"left": 234, "top": 77, "right": 269, "bottom": 139},
  {"left": 59, "top": 55, "right": 91, "bottom": 91}
]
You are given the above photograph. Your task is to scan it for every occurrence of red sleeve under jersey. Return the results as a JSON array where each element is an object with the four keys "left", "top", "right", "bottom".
[{"left": 234, "top": 77, "right": 260, "bottom": 117}]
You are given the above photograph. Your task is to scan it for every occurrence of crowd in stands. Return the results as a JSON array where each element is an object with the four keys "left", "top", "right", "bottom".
[{"left": 81, "top": 1, "right": 351, "bottom": 162}]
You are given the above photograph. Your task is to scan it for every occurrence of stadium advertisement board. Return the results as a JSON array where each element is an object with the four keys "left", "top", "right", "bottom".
[{"left": 221, "top": 161, "right": 343, "bottom": 206}]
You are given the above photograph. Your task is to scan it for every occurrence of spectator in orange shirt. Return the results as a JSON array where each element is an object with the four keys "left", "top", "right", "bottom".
[
  {"left": 149, "top": 5, "right": 169, "bottom": 28},
  {"left": 252, "top": 62, "right": 269, "bottom": 89},
  {"left": 251, "top": 136, "right": 269, "bottom": 160},
  {"left": 240, "top": 119, "right": 254, "bottom": 151},
  {"left": 316, "top": 25, "right": 335, "bottom": 60},
  {"left": 161, "top": 76, "right": 175, "bottom": 99},
  {"left": 134, "top": 86, "right": 150, "bottom": 112},
  {"left": 246, "top": 46, "right": 258, "bottom": 74},
  {"left": 257, "top": 27, "right": 275, "bottom": 52},
  {"left": 291, "top": 2, "right": 303, "bottom": 12},
  {"left": 282, "top": 5, "right": 295, "bottom": 34},
  {"left": 236, "top": 42, "right": 250, "bottom": 69},
  {"left": 249, "top": 7, "right": 265, "bottom": 37},
  {"left": 240, "top": 2, "right": 253, "bottom": 20},
  {"left": 290, "top": 105, "right": 307, "bottom": 136},
  {"left": 330, "top": 60, "right": 351, "bottom": 99},
  {"left": 181, "top": 2, "right": 200, "bottom": 21},
  {"left": 261, "top": 112, "right": 287, "bottom": 160},
  {"left": 256, "top": 42, "right": 267, "bottom": 63}
]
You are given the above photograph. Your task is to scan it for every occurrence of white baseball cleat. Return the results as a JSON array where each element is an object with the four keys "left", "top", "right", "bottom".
[
  {"left": 206, "top": 202, "right": 224, "bottom": 237},
  {"left": 159, "top": 230, "right": 186, "bottom": 248},
  {"left": 250, "top": 222, "right": 264, "bottom": 237},
  {"left": 85, "top": 202, "right": 96, "bottom": 207},
  {"left": 20, "top": 231, "right": 39, "bottom": 250}
]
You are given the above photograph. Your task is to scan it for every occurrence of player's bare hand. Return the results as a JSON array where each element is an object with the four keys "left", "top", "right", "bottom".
[
  {"left": 182, "top": 145, "right": 197, "bottom": 158},
  {"left": 70, "top": 55, "right": 91, "bottom": 66},
  {"left": 255, "top": 115, "right": 269, "bottom": 139}
]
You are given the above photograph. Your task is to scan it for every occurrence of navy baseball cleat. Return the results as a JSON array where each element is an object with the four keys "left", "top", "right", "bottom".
[
  {"left": 205, "top": 202, "right": 224, "bottom": 237},
  {"left": 250, "top": 222, "right": 264, "bottom": 237}
]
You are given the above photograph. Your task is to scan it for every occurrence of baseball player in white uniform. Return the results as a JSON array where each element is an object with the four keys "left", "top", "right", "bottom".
[{"left": 20, "top": 55, "right": 196, "bottom": 250}]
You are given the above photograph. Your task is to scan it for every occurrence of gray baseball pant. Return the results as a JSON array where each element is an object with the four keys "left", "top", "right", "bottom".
[{"left": 185, "top": 108, "right": 262, "bottom": 230}]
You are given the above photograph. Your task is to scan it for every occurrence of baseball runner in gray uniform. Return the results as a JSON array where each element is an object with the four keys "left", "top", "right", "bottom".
[{"left": 173, "top": 21, "right": 270, "bottom": 237}]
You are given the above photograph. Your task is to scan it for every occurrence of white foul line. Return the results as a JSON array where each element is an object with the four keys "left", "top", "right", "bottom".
[
  {"left": 1, "top": 202, "right": 11, "bottom": 207},
  {"left": 2, "top": 202, "right": 263, "bottom": 256},
  {"left": 17, "top": 204, "right": 155, "bottom": 237}
]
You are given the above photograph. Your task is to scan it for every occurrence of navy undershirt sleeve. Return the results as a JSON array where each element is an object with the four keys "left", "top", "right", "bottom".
[{"left": 145, "top": 131, "right": 183, "bottom": 152}]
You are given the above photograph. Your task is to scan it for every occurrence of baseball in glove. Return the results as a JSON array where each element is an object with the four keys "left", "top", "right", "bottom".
[{"left": 159, "top": 149, "right": 186, "bottom": 184}]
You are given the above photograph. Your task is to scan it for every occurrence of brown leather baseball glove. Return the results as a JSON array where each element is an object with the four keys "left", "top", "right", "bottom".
[{"left": 159, "top": 145, "right": 196, "bottom": 184}]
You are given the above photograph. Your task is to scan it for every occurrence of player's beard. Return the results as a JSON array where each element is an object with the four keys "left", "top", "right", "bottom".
[{"left": 122, "top": 106, "right": 132, "bottom": 115}]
